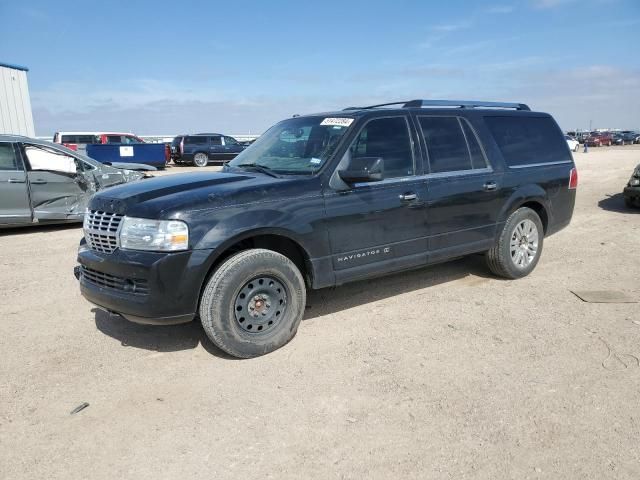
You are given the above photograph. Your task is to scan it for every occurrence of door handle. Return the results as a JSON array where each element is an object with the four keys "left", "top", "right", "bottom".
[
  {"left": 7, "top": 178, "right": 26, "bottom": 184},
  {"left": 399, "top": 192, "right": 418, "bottom": 201},
  {"left": 483, "top": 182, "right": 497, "bottom": 191},
  {"left": 30, "top": 179, "right": 48, "bottom": 185}
]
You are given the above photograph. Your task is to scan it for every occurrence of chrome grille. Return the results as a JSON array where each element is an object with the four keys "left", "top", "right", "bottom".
[
  {"left": 80, "top": 266, "right": 149, "bottom": 295},
  {"left": 84, "top": 210, "right": 123, "bottom": 254}
]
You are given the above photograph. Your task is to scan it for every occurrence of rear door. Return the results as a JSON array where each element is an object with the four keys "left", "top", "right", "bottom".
[
  {"left": 209, "top": 136, "right": 224, "bottom": 159},
  {"left": 417, "top": 115, "right": 504, "bottom": 260},
  {"left": 0, "top": 142, "right": 32, "bottom": 225},
  {"left": 21, "top": 144, "right": 92, "bottom": 220}
]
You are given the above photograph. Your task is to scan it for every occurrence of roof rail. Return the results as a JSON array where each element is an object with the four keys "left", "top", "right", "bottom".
[
  {"left": 403, "top": 99, "right": 530, "bottom": 110},
  {"left": 344, "top": 99, "right": 530, "bottom": 111},
  {"left": 343, "top": 101, "right": 414, "bottom": 111}
]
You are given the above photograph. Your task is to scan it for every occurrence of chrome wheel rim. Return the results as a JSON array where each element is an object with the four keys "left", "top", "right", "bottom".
[
  {"left": 234, "top": 276, "right": 288, "bottom": 334},
  {"left": 194, "top": 153, "right": 208, "bottom": 167},
  {"left": 510, "top": 219, "right": 539, "bottom": 268}
]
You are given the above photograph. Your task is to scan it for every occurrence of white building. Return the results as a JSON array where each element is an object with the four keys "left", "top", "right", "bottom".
[{"left": 0, "top": 62, "right": 35, "bottom": 137}]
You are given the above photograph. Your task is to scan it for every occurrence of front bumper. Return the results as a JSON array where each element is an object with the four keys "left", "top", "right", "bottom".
[{"left": 75, "top": 239, "right": 214, "bottom": 325}]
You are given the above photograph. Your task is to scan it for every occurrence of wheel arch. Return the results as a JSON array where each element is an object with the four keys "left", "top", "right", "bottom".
[
  {"left": 197, "top": 228, "right": 315, "bottom": 304},
  {"left": 499, "top": 186, "right": 551, "bottom": 234}
]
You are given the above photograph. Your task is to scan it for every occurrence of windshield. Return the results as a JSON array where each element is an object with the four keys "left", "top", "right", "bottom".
[{"left": 227, "top": 116, "right": 354, "bottom": 174}]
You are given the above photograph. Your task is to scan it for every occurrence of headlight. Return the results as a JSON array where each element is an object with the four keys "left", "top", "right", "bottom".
[
  {"left": 630, "top": 178, "right": 640, "bottom": 186},
  {"left": 119, "top": 217, "right": 189, "bottom": 251}
]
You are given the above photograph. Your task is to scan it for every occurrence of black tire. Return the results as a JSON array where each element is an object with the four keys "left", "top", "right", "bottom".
[
  {"left": 486, "top": 207, "right": 544, "bottom": 279},
  {"left": 199, "top": 249, "right": 306, "bottom": 358},
  {"left": 574, "top": 144, "right": 579, "bottom": 152}
]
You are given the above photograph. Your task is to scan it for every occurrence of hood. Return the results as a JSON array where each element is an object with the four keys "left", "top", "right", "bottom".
[{"left": 89, "top": 171, "right": 299, "bottom": 217}]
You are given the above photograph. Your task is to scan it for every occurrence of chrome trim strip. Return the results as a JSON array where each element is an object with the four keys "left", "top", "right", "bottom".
[{"left": 509, "top": 160, "right": 573, "bottom": 169}]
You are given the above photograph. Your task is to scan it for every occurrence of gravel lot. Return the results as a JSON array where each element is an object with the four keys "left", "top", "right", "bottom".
[{"left": 1, "top": 146, "right": 639, "bottom": 479}]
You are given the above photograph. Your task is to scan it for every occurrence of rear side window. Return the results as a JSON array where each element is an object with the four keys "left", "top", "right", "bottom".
[
  {"left": 185, "top": 136, "right": 208, "bottom": 145},
  {"left": 0, "top": 143, "right": 20, "bottom": 171},
  {"left": 61, "top": 135, "right": 78, "bottom": 143},
  {"left": 210, "top": 136, "right": 222, "bottom": 146},
  {"left": 106, "top": 135, "right": 123, "bottom": 143},
  {"left": 419, "top": 116, "right": 472, "bottom": 173},
  {"left": 485, "top": 116, "right": 571, "bottom": 166}
]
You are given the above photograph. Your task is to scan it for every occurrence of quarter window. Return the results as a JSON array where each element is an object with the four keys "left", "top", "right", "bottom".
[
  {"left": 485, "top": 116, "right": 571, "bottom": 166},
  {"left": 419, "top": 116, "right": 472, "bottom": 173},
  {"left": 461, "top": 120, "right": 488, "bottom": 169},
  {"left": 0, "top": 143, "right": 20, "bottom": 171},
  {"left": 185, "top": 136, "right": 208, "bottom": 145},
  {"left": 349, "top": 117, "right": 414, "bottom": 179}
]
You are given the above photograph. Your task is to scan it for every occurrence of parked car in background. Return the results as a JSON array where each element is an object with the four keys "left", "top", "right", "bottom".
[
  {"left": 54, "top": 131, "right": 171, "bottom": 167},
  {"left": 0, "top": 135, "right": 152, "bottom": 228},
  {"left": 612, "top": 133, "right": 624, "bottom": 145},
  {"left": 585, "top": 132, "right": 613, "bottom": 147},
  {"left": 75, "top": 99, "right": 577, "bottom": 358},
  {"left": 620, "top": 131, "right": 640, "bottom": 145},
  {"left": 171, "top": 133, "right": 247, "bottom": 167},
  {"left": 565, "top": 135, "right": 579, "bottom": 152},
  {"left": 624, "top": 164, "right": 640, "bottom": 208},
  {"left": 53, "top": 131, "right": 145, "bottom": 152}
]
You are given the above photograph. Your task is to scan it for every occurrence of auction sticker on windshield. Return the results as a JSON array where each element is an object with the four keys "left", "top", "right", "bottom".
[{"left": 320, "top": 118, "right": 354, "bottom": 127}]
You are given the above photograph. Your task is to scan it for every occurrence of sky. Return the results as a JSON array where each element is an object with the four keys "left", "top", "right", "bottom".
[{"left": 1, "top": 0, "right": 639, "bottom": 136}]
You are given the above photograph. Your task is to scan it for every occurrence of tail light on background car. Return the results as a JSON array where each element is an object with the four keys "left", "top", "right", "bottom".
[{"left": 569, "top": 167, "right": 578, "bottom": 189}]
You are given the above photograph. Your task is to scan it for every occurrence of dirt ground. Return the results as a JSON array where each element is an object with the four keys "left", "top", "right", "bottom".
[{"left": 1, "top": 146, "right": 639, "bottom": 480}]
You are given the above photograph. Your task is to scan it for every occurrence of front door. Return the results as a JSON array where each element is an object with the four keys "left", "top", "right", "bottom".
[
  {"left": 22, "top": 143, "right": 92, "bottom": 221},
  {"left": 416, "top": 115, "right": 504, "bottom": 261},
  {"left": 324, "top": 115, "right": 428, "bottom": 283},
  {"left": 0, "top": 142, "right": 32, "bottom": 225},
  {"left": 223, "top": 136, "right": 244, "bottom": 157}
]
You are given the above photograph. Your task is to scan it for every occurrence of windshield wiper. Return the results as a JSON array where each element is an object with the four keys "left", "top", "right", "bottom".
[{"left": 235, "top": 163, "right": 280, "bottom": 178}]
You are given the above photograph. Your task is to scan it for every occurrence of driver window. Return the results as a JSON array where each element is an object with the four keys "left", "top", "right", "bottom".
[
  {"left": 349, "top": 117, "right": 414, "bottom": 179},
  {"left": 25, "top": 146, "right": 77, "bottom": 174}
]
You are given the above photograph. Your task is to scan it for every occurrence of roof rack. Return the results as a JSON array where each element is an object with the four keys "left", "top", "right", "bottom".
[{"left": 344, "top": 99, "right": 530, "bottom": 111}]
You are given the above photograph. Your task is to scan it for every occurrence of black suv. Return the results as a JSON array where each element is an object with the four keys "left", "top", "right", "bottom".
[
  {"left": 171, "top": 133, "right": 246, "bottom": 167},
  {"left": 75, "top": 99, "right": 577, "bottom": 358}
]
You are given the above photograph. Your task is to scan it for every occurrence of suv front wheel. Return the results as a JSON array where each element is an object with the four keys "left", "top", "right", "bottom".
[
  {"left": 486, "top": 207, "right": 544, "bottom": 279},
  {"left": 199, "top": 249, "right": 306, "bottom": 358}
]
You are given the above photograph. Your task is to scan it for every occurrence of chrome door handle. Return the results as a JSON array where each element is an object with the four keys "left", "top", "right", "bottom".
[
  {"left": 483, "top": 182, "right": 497, "bottom": 191},
  {"left": 399, "top": 193, "right": 418, "bottom": 201},
  {"left": 7, "top": 178, "right": 26, "bottom": 183}
]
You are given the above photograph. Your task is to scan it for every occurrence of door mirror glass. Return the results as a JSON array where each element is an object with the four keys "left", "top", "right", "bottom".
[{"left": 338, "top": 156, "right": 384, "bottom": 183}]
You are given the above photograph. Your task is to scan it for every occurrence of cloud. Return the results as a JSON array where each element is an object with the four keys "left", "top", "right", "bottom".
[
  {"left": 530, "top": 0, "right": 576, "bottom": 8},
  {"left": 485, "top": 5, "right": 516, "bottom": 13},
  {"left": 431, "top": 21, "right": 473, "bottom": 32}
]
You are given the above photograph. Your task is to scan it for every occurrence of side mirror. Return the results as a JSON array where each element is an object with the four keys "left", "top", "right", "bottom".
[{"left": 338, "top": 157, "right": 384, "bottom": 183}]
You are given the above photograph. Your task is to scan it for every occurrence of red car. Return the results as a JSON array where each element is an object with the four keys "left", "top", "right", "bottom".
[{"left": 585, "top": 132, "right": 613, "bottom": 147}]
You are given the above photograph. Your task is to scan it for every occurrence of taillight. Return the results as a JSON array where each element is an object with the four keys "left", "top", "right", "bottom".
[
  {"left": 569, "top": 167, "right": 578, "bottom": 189},
  {"left": 180, "top": 138, "right": 184, "bottom": 154},
  {"left": 64, "top": 143, "right": 78, "bottom": 151}
]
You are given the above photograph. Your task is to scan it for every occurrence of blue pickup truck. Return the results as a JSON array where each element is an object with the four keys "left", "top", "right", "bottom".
[{"left": 171, "top": 133, "right": 247, "bottom": 167}]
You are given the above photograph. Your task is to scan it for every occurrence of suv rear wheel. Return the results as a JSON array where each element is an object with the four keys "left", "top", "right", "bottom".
[
  {"left": 486, "top": 207, "right": 544, "bottom": 279},
  {"left": 193, "top": 152, "right": 209, "bottom": 167},
  {"left": 199, "top": 249, "right": 306, "bottom": 358}
]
